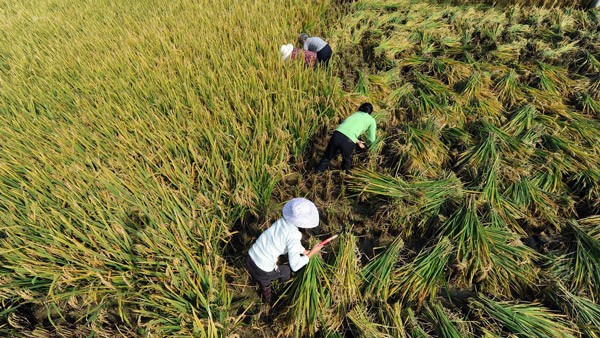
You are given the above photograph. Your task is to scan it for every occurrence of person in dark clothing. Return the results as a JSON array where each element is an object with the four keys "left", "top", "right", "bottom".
[
  {"left": 298, "top": 33, "right": 333, "bottom": 65},
  {"left": 316, "top": 103, "right": 377, "bottom": 172}
]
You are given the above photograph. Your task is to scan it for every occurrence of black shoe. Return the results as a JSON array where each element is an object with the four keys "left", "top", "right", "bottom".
[
  {"left": 315, "top": 162, "right": 327, "bottom": 173},
  {"left": 261, "top": 286, "right": 272, "bottom": 303}
]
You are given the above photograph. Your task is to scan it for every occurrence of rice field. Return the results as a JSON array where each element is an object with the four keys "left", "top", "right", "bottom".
[{"left": 1, "top": 0, "right": 599, "bottom": 337}]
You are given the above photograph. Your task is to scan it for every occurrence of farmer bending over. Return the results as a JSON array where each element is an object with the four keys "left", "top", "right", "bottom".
[
  {"left": 316, "top": 102, "right": 377, "bottom": 173},
  {"left": 245, "top": 198, "right": 323, "bottom": 303},
  {"left": 298, "top": 33, "right": 333, "bottom": 65}
]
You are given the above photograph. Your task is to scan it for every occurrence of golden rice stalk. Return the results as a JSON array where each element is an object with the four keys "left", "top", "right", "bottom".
[
  {"left": 391, "top": 237, "right": 453, "bottom": 308},
  {"left": 329, "top": 232, "right": 362, "bottom": 306},
  {"left": 347, "top": 305, "right": 392, "bottom": 338}
]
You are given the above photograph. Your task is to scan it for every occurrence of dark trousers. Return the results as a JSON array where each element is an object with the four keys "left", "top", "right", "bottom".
[
  {"left": 245, "top": 255, "right": 291, "bottom": 289},
  {"left": 316, "top": 44, "right": 332, "bottom": 65},
  {"left": 316, "top": 131, "right": 356, "bottom": 172}
]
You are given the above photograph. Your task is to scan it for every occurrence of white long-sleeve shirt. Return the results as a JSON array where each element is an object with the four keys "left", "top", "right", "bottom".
[{"left": 248, "top": 218, "right": 309, "bottom": 272}]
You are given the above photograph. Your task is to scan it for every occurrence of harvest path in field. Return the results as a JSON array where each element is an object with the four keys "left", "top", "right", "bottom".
[{"left": 294, "top": 0, "right": 599, "bottom": 337}]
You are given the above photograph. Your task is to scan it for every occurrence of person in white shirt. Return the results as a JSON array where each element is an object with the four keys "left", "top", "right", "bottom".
[{"left": 246, "top": 198, "right": 324, "bottom": 302}]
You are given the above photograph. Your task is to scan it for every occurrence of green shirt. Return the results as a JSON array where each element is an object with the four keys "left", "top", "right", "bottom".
[{"left": 335, "top": 111, "right": 377, "bottom": 144}]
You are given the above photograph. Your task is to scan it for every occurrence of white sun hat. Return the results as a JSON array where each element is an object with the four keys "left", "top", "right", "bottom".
[
  {"left": 280, "top": 44, "right": 294, "bottom": 61},
  {"left": 282, "top": 198, "right": 319, "bottom": 228}
]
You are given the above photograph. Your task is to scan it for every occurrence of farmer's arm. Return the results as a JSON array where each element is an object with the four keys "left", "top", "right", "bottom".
[
  {"left": 303, "top": 244, "right": 323, "bottom": 258},
  {"left": 287, "top": 234, "right": 309, "bottom": 271},
  {"left": 358, "top": 116, "right": 377, "bottom": 149},
  {"left": 366, "top": 118, "right": 377, "bottom": 145}
]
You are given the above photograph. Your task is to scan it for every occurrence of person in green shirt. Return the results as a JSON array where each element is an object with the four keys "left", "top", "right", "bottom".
[{"left": 316, "top": 102, "right": 377, "bottom": 172}]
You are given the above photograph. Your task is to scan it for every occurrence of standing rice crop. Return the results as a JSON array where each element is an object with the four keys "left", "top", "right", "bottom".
[{"left": 0, "top": 0, "right": 340, "bottom": 335}]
